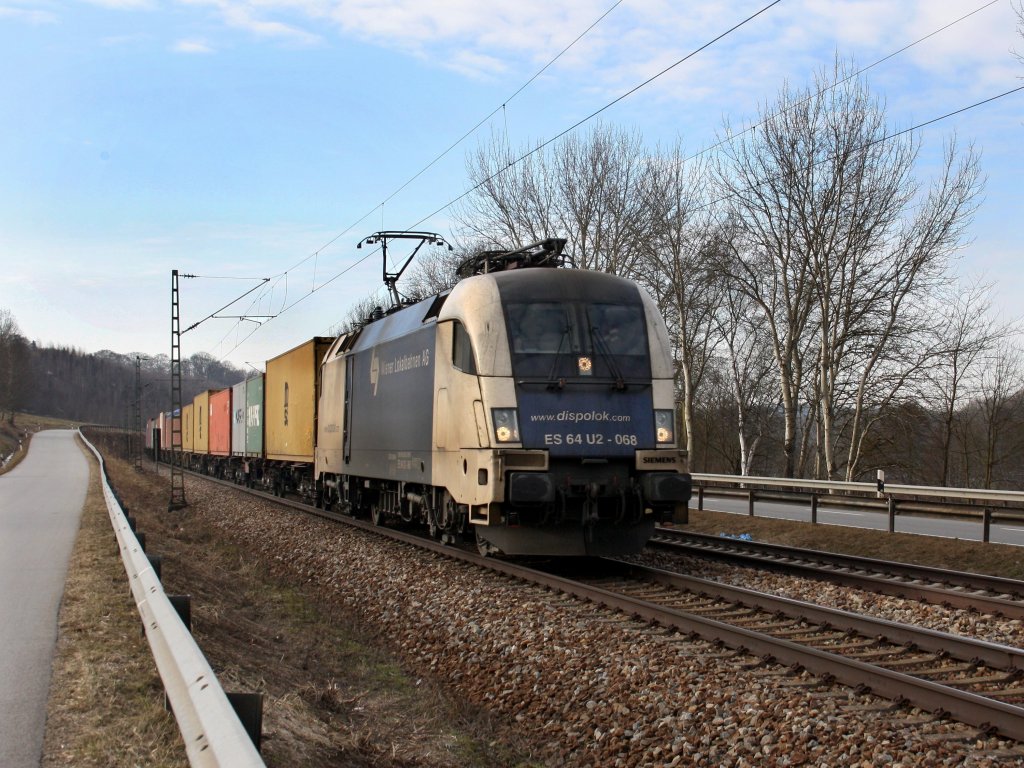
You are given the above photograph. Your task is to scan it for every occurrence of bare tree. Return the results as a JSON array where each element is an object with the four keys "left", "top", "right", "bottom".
[
  {"left": 712, "top": 285, "right": 781, "bottom": 475},
  {"left": 714, "top": 124, "right": 817, "bottom": 478},
  {"left": 403, "top": 243, "right": 474, "bottom": 299},
  {"left": 634, "top": 144, "right": 722, "bottom": 458},
  {"left": 714, "top": 59, "right": 982, "bottom": 479},
  {"left": 0, "top": 309, "right": 30, "bottom": 424},
  {"left": 455, "top": 123, "right": 656, "bottom": 275},
  {"left": 974, "top": 340, "right": 1024, "bottom": 488},
  {"left": 458, "top": 132, "right": 557, "bottom": 250},
  {"left": 919, "top": 279, "right": 1012, "bottom": 485},
  {"left": 553, "top": 125, "right": 655, "bottom": 274}
]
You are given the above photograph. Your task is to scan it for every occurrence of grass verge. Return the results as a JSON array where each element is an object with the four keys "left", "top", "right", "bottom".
[
  {"left": 65, "top": 448, "right": 530, "bottom": 767},
  {"left": 40, "top": 447, "right": 186, "bottom": 767}
]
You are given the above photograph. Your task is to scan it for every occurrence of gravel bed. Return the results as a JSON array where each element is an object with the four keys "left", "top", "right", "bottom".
[
  {"left": 185, "top": 477, "right": 1024, "bottom": 767},
  {"left": 632, "top": 549, "right": 1024, "bottom": 649}
]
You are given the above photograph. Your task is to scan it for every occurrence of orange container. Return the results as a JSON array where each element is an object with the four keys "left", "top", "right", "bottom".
[{"left": 209, "top": 388, "right": 232, "bottom": 457}]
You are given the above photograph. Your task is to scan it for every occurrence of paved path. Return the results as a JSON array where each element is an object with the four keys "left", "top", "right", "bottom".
[{"left": 0, "top": 430, "right": 88, "bottom": 768}]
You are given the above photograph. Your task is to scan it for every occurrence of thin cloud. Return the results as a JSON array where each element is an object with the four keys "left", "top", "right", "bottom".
[
  {"left": 81, "top": 0, "right": 156, "bottom": 9},
  {"left": 173, "top": 38, "right": 216, "bottom": 53},
  {"left": 0, "top": 4, "right": 58, "bottom": 23},
  {"left": 180, "top": 0, "right": 323, "bottom": 45}
]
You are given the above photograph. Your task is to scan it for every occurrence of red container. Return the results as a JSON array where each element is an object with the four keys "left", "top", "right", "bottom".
[{"left": 209, "top": 388, "right": 232, "bottom": 457}]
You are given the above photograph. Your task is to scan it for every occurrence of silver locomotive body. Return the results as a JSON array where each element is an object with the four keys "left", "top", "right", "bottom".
[{"left": 315, "top": 264, "right": 690, "bottom": 556}]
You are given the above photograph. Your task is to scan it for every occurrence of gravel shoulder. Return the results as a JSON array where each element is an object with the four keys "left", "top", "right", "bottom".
[{"left": 46, "top": 447, "right": 1024, "bottom": 767}]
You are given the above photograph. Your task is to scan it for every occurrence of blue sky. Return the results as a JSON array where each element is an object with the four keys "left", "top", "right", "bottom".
[{"left": 1, "top": 0, "right": 1021, "bottom": 370}]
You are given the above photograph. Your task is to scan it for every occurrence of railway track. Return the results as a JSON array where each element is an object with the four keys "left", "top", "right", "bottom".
[
  {"left": 567, "top": 559, "right": 1024, "bottom": 742},
  {"left": 649, "top": 528, "right": 1024, "bottom": 620},
  {"left": 172, "top": 466, "right": 1024, "bottom": 747}
]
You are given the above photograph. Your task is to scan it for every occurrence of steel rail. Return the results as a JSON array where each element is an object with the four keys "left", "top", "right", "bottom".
[
  {"left": 649, "top": 529, "right": 1024, "bottom": 619},
  {"left": 176, "top": 467, "right": 1024, "bottom": 741},
  {"left": 609, "top": 562, "right": 1024, "bottom": 672}
]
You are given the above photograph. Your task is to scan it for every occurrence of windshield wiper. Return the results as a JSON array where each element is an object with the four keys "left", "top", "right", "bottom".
[
  {"left": 588, "top": 325, "right": 626, "bottom": 390},
  {"left": 545, "top": 326, "right": 571, "bottom": 390}
]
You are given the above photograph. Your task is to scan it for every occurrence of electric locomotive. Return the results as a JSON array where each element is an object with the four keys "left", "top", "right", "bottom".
[{"left": 315, "top": 237, "right": 690, "bottom": 556}]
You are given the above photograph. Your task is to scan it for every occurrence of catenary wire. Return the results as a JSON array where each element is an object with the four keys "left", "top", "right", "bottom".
[
  {"left": 217, "top": 0, "right": 783, "bottom": 358},
  {"left": 253, "top": 0, "right": 628, "bottom": 286},
  {"left": 213, "top": 0, "right": 628, "bottom": 353},
  {"left": 218, "top": 1, "right": 1009, "bottom": 360}
]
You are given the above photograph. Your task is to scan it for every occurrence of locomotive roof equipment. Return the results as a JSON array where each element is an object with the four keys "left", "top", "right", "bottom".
[
  {"left": 357, "top": 230, "right": 453, "bottom": 310},
  {"left": 456, "top": 237, "right": 572, "bottom": 278}
]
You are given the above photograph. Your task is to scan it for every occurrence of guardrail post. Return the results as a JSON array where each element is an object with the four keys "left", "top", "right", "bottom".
[
  {"left": 748, "top": 490, "right": 755, "bottom": 517},
  {"left": 887, "top": 496, "right": 896, "bottom": 533},
  {"left": 697, "top": 486, "right": 704, "bottom": 511},
  {"left": 147, "top": 554, "right": 162, "bottom": 581},
  {"left": 983, "top": 508, "right": 991, "bottom": 543},
  {"left": 227, "top": 693, "right": 264, "bottom": 752},
  {"left": 168, "top": 595, "right": 192, "bottom": 632},
  {"left": 810, "top": 493, "right": 818, "bottom": 524}
]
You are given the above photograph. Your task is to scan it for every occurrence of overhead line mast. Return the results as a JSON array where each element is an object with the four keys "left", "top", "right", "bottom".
[{"left": 169, "top": 270, "right": 186, "bottom": 510}]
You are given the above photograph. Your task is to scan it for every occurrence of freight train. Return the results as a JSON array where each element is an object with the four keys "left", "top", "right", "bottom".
[{"left": 149, "top": 236, "right": 691, "bottom": 556}]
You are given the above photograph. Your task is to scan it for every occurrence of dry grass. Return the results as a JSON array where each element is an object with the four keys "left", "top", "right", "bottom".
[
  {"left": 685, "top": 508, "right": 1024, "bottom": 580},
  {"left": 40, "top": 449, "right": 187, "bottom": 768},
  {"left": 74, "top": 452, "right": 531, "bottom": 768}
]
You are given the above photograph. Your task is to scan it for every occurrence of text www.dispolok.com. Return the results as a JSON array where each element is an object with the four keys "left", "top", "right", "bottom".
[{"left": 530, "top": 411, "right": 631, "bottom": 423}]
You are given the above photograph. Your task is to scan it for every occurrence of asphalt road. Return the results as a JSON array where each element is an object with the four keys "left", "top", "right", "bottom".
[
  {"left": 699, "top": 492, "right": 1024, "bottom": 547},
  {"left": 0, "top": 430, "right": 88, "bottom": 768}
]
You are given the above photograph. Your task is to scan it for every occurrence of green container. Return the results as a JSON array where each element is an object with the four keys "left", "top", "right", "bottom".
[{"left": 245, "top": 374, "right": 264, "bottom": 458}]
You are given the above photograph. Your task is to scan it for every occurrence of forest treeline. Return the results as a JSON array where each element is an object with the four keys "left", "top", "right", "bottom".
[{"left": 0, "top": 311, "right": 243, "bottom": 430}]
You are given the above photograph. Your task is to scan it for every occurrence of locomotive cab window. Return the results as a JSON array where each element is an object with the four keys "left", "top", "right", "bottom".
[
  {"left": 452, "top": 320, "right": 477, "bottom": 374},
  {"left": 589, "top": 303, "right": 643, "bottom": 360},
  {"left": 506, "top": 301, "right": 650, "bottom": 381},
  {"left": 508, "top": 303, "right": 573, "bottom": 354}
]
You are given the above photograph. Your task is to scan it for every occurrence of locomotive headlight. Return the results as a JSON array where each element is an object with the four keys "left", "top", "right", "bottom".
[
  {"left": 577, "top": 356, "right": 593, "bottom": 376},
  {"left": 492, "top": 408, "right": 521, "bottom": 443},
  {"left": 654, "top": 410, "right": 675, "bottom": 445}
]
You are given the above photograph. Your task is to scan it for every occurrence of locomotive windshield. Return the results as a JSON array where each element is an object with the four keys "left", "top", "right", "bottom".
[{"left": 506, "top": 301, "right": 650, "bottom": 382}]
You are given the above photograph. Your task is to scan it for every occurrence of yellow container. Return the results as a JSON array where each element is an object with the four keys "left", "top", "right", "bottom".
[
  {"left": 182, "top": 403, "right": 194, "bottom": 453},
  {"left": 265, "top": 337, "right": 333, "bottom": 462},
  {"left": 192, "top": 390, "right": 212, "bottom": 455}
]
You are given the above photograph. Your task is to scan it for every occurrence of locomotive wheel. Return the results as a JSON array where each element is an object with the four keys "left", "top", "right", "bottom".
[
  {"left": 475, "top": 530, "right": 498, "bottom": 557},
  {"left": 371, "top": 503, "right": 384, "bottom": 527}
]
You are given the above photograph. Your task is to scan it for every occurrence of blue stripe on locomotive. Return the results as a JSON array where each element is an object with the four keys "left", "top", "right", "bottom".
[
  {"left": 345, "top": 305, "right": 437, "bottom": 481},
  {"left": 517, "top": 388, "right": 654, "bottom": 457}
]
